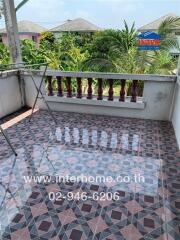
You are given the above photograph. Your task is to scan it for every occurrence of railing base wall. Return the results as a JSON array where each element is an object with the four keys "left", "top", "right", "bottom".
[
  {"left": 24, "top": 73, "right": 175, "bottom": 121},
  {"left": 46, "top": 96, "right": 145, "bottom": 109},
  {"left": 36, "top": 96, "right": 162, "bottom": 120}
]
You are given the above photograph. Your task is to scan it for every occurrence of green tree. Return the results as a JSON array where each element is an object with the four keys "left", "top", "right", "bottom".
[
  {"left": 21, "top": 39, "right": 44, "bottom": 66},
  {"left": 0, "top": 43, "right": 10, "bottom": 69},
  {"left": 158, "top": 16, "right": 180, "bottom": 51},
  {"left": 39, "top": 31, "right": 56, "bottom": 51},
  {"left": 148, "top": 50, "right": 176, "bottom": 74},
  {"left": 15, "top": 0, "right": 29, "bottom": 11},
  {"left": 84, "top": 21, "right": 137, "bottom": 72}
]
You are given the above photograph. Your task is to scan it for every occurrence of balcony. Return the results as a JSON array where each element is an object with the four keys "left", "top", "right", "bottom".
[{"left": 0, "top": 69, "right": 180, "bottom": 239}]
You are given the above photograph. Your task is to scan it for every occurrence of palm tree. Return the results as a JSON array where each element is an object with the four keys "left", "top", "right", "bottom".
[
  {"left": 148, "top": 50, "right": 177, "bottom": 74},
  {"left": 158, "top": 16, "right": 180, "bottom": 51},
  {"left": 83, "top": 21, "right": 137, "bottom": 72},
  {"left": 84, "top": 16, "right": 179, "bottom": 74},
  {"left": 109, "top": 21, "right": 137, "bottom": 57},
  {"left": 15, "top": 0, "right": 29, "bottom": 11}
]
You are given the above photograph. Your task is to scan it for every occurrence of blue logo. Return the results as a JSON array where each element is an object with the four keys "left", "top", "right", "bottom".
[{"left": 138, "top": 31, "right": 160, "bottom": 51}]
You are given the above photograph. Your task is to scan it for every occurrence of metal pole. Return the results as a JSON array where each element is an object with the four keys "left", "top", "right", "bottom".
[
  {"left": 0, "top": 125, "right": 17, "bottom": 156},
  {"left": 3, "top": 0, "right": 25, "bottom": 106},
  {"left": 2, "top": 0, "right": 22, "bottom": 65}
]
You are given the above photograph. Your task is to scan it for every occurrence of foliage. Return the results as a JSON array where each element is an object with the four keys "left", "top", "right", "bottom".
[
  {"left": 84, "top": 19, "right": 178, "bottom": 74},
  {"left": 15, "top": 0, "right": 29, "bottom": 11},
  {"left": 87, "top": 21, "right": 137, "bottom": 59},
  {"left": 116, "top": 48, "right": 148, "bottom": 74},
  {"left": 39, "top": 31, "right": 56, "bottom": 50},
  {"left": 148, "top": 50, "right": 177, "bottom": 74},
  {"left": 57, "top": 33, "right": 75, "bottom": 53},
  {"left": 158, "top": 16, "right": 180, "bottom": 51},
  {"left": 38, "top": 32, "right": 89, "bottom": 71},
  {"left": 21, "top": 39, "right": 44, "bottom": 66},
  {"left": 74, "top": 33, "right": 94, "bottom": 50},
  {"left": 54, "top": 32, "right": 94, "bottom": 53},
  {"left": 0, "top": 42, "right": 10, "bottom": 63},
  {"left": 83, "top": 21, "right": 138, "bottom": 72},
  {"left": 0, "top": 18, "right": 178, "bottom": 98},
  {"left": 65, "top": 47, "right": 89, "bottom": 71},
  {"left": 0, "top": 18, "right": 178, "bottom": 76},
  {"left": 0, "top": 43, "right": 10, "bottom": 69}
]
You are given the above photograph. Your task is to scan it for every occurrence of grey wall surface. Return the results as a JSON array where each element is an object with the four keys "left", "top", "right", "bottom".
[
  {"left": 0, "top": 72, "right": 22, "bottom": 119},
  {"left": 172, "top": 80, "right": 180, "bottom": 149}
]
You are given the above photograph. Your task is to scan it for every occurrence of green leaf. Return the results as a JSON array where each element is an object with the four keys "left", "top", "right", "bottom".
[{"left": 15, "top": 0, "right": 29, "bottom": 11}]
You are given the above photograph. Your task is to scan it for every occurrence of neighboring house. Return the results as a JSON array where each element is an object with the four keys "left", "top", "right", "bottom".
[
  {"left": 138, "top": 13, "right": 180, "bottom": 55},
  {"left": 0, "top": 20, "right": 47, "bottom": 46},
  {"left": 50, "top": 18, "right": 100, "bottom": 38}
]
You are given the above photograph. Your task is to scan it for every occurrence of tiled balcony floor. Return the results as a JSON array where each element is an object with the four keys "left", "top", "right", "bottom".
[{"left": 0, "top": 109, "right": 179, "bottom": 240}]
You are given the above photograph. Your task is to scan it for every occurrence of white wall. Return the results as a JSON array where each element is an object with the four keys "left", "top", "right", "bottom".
[
  {"left": 0, "top": 71, "right": 22, "bottom": 118},
  {"left": 172, "top": 79, "right": 180, "bottom": 149},
  {"left": 24, "top": 74, "right": 46, "bottom": 109}
]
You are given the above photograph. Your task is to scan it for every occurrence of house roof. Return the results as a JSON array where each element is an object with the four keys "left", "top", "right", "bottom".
[
  {"left": 50, "top": 18, "right": 100, "bottom": 32},
  {"left": 0, "top": 20, "right": 47, "bottom": 34},
  {"left": 138, "top": 13, "right": 180, "bottom": 32}
]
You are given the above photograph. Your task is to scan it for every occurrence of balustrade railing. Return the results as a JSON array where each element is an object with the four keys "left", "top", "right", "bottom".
[
  {"left": 28, "top": 70, "right": 176, "bottom": 104},
  {"left": 44, "top": 72, "right": 146, "bottom": 103}
]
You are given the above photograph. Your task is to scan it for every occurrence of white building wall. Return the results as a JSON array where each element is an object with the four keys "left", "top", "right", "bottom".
[
  {"left": 172, "top": 79, "right": 180, "bottom": 149},
  {"left": 0, "top": 71, "right": 22, "bottom": 118}
]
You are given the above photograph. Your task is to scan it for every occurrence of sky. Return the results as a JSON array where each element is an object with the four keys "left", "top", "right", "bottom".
[{"left": 0, "top": 0, "right": 180, "bottom": 30}]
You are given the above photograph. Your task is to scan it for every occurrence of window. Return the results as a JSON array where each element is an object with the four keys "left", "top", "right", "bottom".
[{"left": 32, "top": 35, "right": 37, "bottom": 42}]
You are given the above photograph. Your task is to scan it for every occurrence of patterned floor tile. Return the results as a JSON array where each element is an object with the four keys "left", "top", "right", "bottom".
[{"left": 0, "top": 110, "right": 180, "bottom": 239}]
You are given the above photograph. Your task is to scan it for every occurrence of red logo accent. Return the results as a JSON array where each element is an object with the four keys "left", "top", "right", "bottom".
[{"left": 139, "top": 39, "right": 160, "bottom": 46}]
